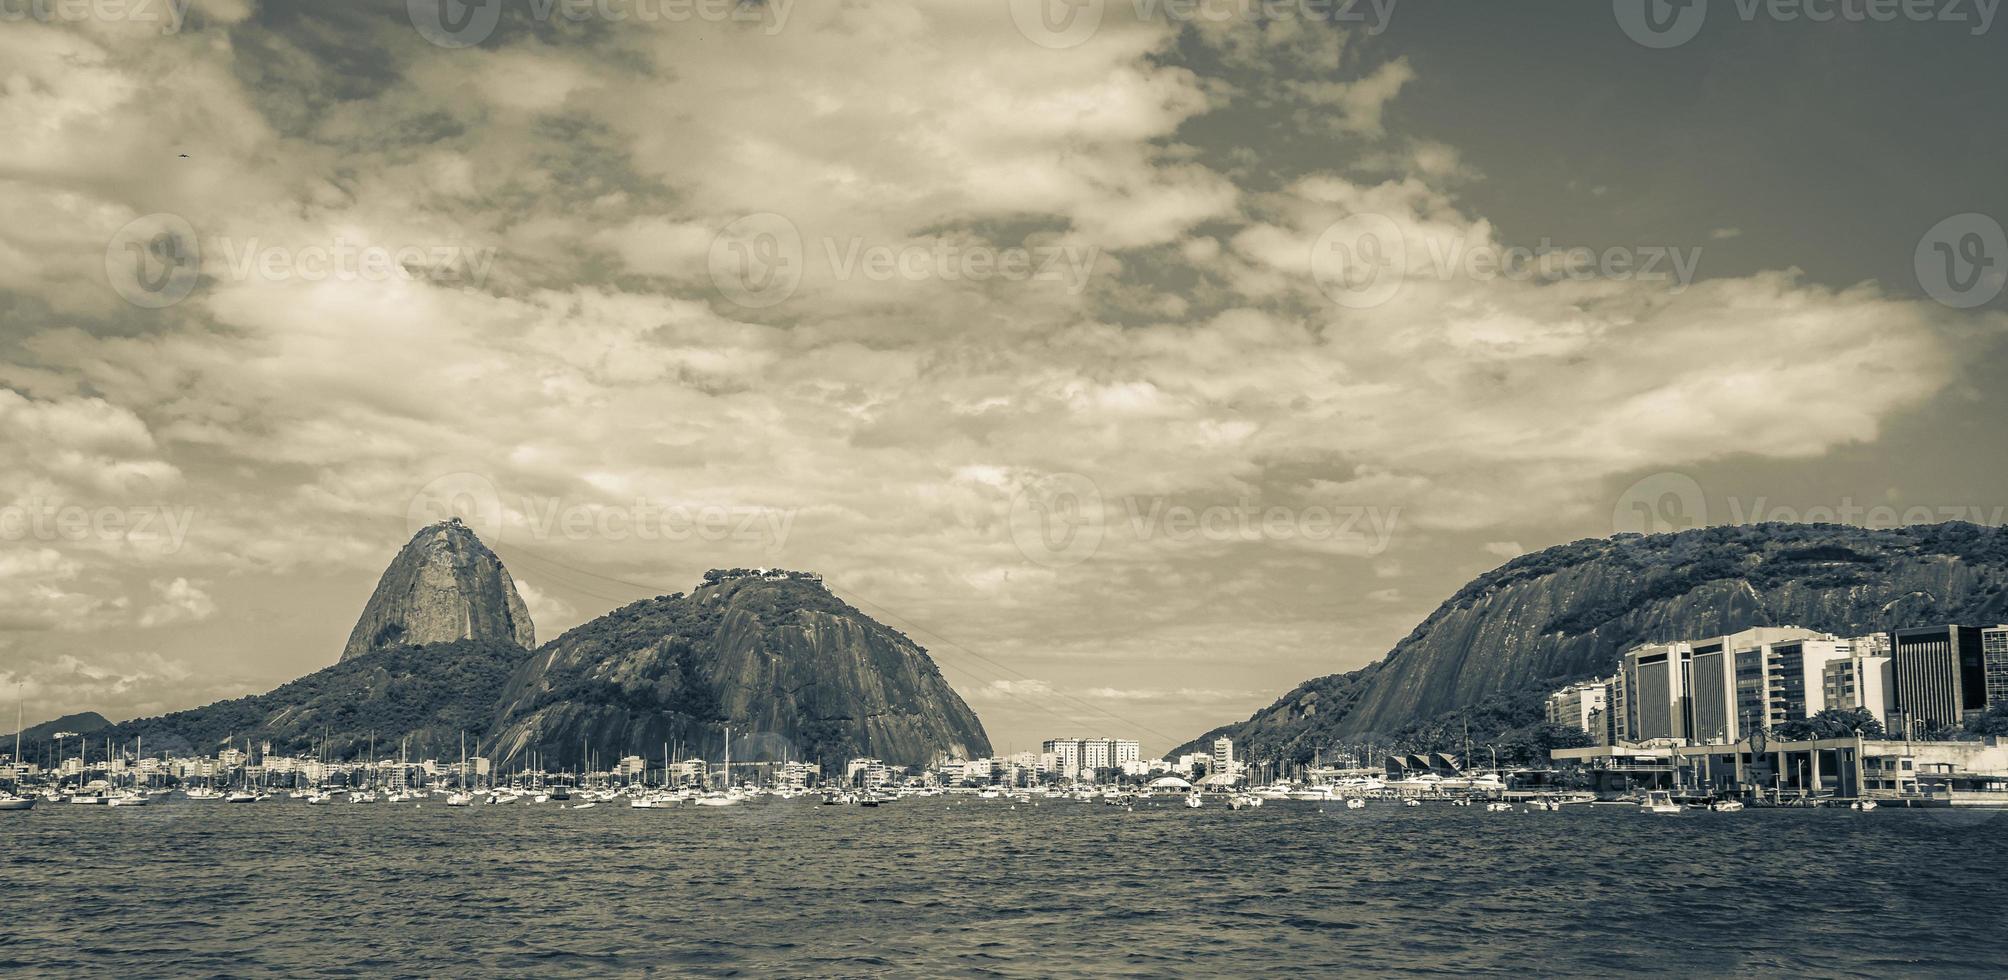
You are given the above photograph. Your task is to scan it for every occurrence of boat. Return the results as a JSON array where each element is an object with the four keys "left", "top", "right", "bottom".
[
  {"left": 1484, "top": 801, "right": 1513, "bottom": 813},
  {"left": 225, "top": 790, "right": 258, "bottom": 803},
  {"left": 1402, "top": 798, "right": 1421, "bottom": 807},
  {"left": 1640, "top": 790, "right": 1681, "bottom": 815},
  {"left": 185, "top": 787, "right": 224, "bottom": 801},
  {"left": 1851, "top": 799, "right": 1878, "bottom": 811},
  {"left": 571, "top": 802, "right": 597, "bottom": 810},
  {"left": 1345, "top": 797, "right": 1367, "bottom": 810},
  {"left": 2, "top": 703, "right": 30, "bottom": 810},
  {"left": 1709, "top": 799, "right": 1744, "bottom": 812},
  {"left": 1183, "top": 792, "right": 1203, "bottom": 808},
  {"left": 107, "top": 790, "right": 149, "bottom": 807}
]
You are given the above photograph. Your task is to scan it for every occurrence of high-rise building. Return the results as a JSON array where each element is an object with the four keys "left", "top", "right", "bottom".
[
  {"left": 1212, "top": 737, "right": 1236, "bottom": 775},
  {"left": 1984, "top": 625, "right": 2008, "bottom": 709},
  {"left": 1822, "top": 650, "right": 1895, "bottom": 728},
  {"left": 1620, "top": 642, "right": 1692, "bottom": 742},
  {"left": 1545, "top": 679, "right": 1611, "bottom": 745},
  {"left": 1890, "top": 625, "right": 1989, "bottom": 732}
]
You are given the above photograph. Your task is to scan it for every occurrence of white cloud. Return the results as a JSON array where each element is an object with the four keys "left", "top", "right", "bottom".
[{"left": 138, "top": 577, "right": 217, "bottom": 628}]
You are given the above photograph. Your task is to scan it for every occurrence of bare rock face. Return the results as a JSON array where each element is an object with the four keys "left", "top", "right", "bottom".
[
  {"left": 341, "top": 520, "right": 536, "bottom": 662},
  {"left": 487, "top": 568, "right": 991, "bottom": 770}
]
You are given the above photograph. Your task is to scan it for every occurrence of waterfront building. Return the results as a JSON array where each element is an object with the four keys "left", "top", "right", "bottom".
[
  {"left": 1544, "top": 679, "right": 1612, "bottom": 745},
  {"left": 1212, "top": 737, "right": 1235, "bottom": 775},
  {"left": 1822, "top": 651, "right": 1895, "bottom": 728},
  {"left": 1618, "top": 641, "right": 1693, "bottom": 742},
  {"left": 1039, "top": 738, "right": 1142, "bottom": 779},
  {"left": 1889, "top": 625, "right": 1989, "bottom": 732}
]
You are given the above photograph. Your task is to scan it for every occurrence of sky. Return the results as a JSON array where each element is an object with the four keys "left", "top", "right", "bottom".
[{"left": 1, "top": 0, "right": 2005, "bottom": 755}]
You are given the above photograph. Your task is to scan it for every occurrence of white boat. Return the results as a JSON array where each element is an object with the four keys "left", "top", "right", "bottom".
[
  {"left": 225, "top": 791, "right": 258, "bottom": 803},
  {"left": 0, "top": 793, "right": 36, "bottom": 811},
  {"left": 69, "top": 792, "right": 109, "bottom": 805},
  {"left": 1345, "top": 797, "right": 1367, "bottom": 810},
  {"left": 571, "top": 802, "right": 597, "bottom": 810},
  {"left": 1484, "top": 801, "right": 1513, "bottom": 813},
  {"left": 184, "top": 787, "right": 224, "bottom": 801},
  {"left": 1851, "top": 799, "right": 1877, "bottom": 811},
  {"left": 1402, "top": 798, "right": 1421, "bottom": 807},
  {"left": 445, "top": 792, "right": 474, "bottom": 807},
  {"left": 1640, "top": 791, "right": 1681, "bottom": 815},
  {"left": 107, "top": 791, "right": 149, "bottom": 807},
  {"left": 1183, "top": 793, "right": 1203, "bottom": 808},
  {"left": 1710, "top": 799, "right": 1744, "bottom": 812}
]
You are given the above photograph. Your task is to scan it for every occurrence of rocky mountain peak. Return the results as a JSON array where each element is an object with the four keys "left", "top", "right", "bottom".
[{"left": 340, "top": 520, "right": 536, "bottom": 662}]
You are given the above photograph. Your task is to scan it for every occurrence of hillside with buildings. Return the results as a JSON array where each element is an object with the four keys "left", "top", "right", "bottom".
[{"left": 1176, "top": 522, "right": 2008, "bottom": 764}]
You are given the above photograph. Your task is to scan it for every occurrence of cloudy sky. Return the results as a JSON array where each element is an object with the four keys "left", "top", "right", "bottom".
[{"left": 2, "top": 0, "right": 2004, "bottom": 754}]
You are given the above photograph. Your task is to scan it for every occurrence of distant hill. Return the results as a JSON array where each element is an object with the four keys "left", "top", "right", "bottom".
[
  {"left": 488, "top": 568, "right": 992, "bottom": 771},
  {"left": 1172, "top": 522, "right": 2008, "bottom": 763},
  {"left": 2, "top": 711, "right": 112, "bottom": 750},
  {"left": 100, "top": 640, "right": 533, "bottom": 761}
]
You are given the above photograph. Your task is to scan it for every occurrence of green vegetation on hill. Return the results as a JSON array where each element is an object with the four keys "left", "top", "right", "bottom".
[{"left": 98, "top": 640, "right": 533, "bottom": 762}]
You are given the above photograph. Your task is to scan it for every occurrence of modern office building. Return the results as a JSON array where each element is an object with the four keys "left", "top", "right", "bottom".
[
  {"left": 1619, "top": 642, "right": 1692, "bottom": 742},
  {"left": 1984, "top": 625, "right": 2008, "bottom": 710},
  {"left": 1633, "top": 627, "right": 1830, "bottom": 745},
  {"left": 1889, "top": 625, "right": 1989, "bottom": 732}
]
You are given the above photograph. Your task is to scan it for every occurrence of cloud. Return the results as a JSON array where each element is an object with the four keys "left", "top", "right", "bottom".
[
  {"left": 1483, "top": 541, "right": 1524, "bottom": 559},
  {"left": 138, "top": 577, "right": 217, "bottom": 628}
]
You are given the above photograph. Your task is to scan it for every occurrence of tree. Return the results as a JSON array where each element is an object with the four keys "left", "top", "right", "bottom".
[
  {"left": 1774, "top": 707, "right": 1884, "bottom": 741},
  {"left": 1966, "top": 704, "right": 2008, "bottom": 738}
]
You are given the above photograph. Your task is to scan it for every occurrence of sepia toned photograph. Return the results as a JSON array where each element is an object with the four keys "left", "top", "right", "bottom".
[{"left": 3, "top": 1, "right": 2007, "bottom": 976}]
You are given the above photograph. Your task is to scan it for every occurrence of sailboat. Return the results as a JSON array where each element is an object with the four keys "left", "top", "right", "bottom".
[
  {"left": 226, "top": 739, "right": 259, "bottom": 802},
  {"left": 108, "top": 736, "right": 150, "bottom": 806},
  {"left": 447, "top": 732, "right": 474, "bottom": 806},
  {"left": 0, "top": 698, "right": 34, "bottom": 811},
  {"left": 693, "top": 726, "right": 741, "bottom": 806}
]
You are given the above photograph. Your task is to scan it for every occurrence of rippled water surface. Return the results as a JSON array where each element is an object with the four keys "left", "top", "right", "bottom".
[{"left": 4, "top": 797, "right": 2005, "bottom": 977}]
